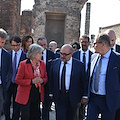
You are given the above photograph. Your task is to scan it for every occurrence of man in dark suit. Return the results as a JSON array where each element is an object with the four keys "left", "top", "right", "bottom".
[
  {"left": 49, "top": 41, "right": 60, "bottom": 58},
  {"left": 105, "top": 29, "right": 120, "bottom": 53},
  {"left": 50, "top": 44, "right": 88, "bottom": 120},
  {"left": 37, "top": 37, "right": 55, "bottom": 120},
  {"left": 0, "top": 28, "right": 11, "bottom": 120},
  {"left": 4, "top": 36, "right": 26, "bottom": 120},
  {"left": 87, "top": 34, "right": 120, "bottom": 120},
  {"left": 73, "top": 34, "right": 93, "bottom": 120}
]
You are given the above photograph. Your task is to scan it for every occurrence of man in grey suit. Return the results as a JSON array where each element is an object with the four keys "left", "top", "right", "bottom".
[
  {"left": 87, "top": 33, "right": 120, "bottom": 120},
  {"left": 0, "top": 28, "right": 11, "bottom": 120}
]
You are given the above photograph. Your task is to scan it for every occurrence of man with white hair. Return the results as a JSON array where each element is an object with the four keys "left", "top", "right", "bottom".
[{"left": 49, "top": 41, "right": 60, "bottom": 58}]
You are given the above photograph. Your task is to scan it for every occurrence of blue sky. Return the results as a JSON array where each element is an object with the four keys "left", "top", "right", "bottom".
[{"left": 21, "top": 0, "right": 120, "bottom": 36}]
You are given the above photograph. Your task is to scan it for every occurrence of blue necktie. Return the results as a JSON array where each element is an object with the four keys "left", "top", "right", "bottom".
[
  {"left": 12, "top": 53, "right": 17, "bottom": 83},
  {"left": 94, "top": 55, "right": 103, "bottom": 92}
]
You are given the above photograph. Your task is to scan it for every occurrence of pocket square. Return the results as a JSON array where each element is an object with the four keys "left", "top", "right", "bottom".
[{"left": 113, "top": 67, "right": 117, "bottom": 69}]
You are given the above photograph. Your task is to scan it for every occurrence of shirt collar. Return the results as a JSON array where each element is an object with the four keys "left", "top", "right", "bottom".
[
  {"left": 102, "top": 49, "right": 111, "bottom": 59},
  {"left": 80, "top": 49, "right": 89, "bottom": 55},
  {"left": 13, "top": 49, "right": 22, "bottom": 54},
  {"left": 112, "top": 44, "right": 116, "bottom": 50},
  {"left": 43, "top": 49, "right": 46, "bottom": 54},
  {"left": 61, "top": 57, "right": 72, "bottom": 65}
]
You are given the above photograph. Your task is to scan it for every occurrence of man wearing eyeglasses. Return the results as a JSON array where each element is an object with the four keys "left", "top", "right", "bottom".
[
  {"left": 4, "top": 36, "right": 27, "bottom": 120},
  {"left": 86, "top": 34, "right": 120, "bottom": 120},
  {"left": 105, "top": 29, "right": 120, "bottom": 120},
  {"left": 49, "top": 44, "right": 88, "bottom": 120},
  {"left": 73, "top": 34, "right": 93, "bottom": 120}
]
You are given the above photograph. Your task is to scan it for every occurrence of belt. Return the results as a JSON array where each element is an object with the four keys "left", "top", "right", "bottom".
[
  {"left": 91, "top": 92, "right": 106, "bottom": 97},
  {"left": 60, "top": 90, "right": 69, "bottom": 94}
]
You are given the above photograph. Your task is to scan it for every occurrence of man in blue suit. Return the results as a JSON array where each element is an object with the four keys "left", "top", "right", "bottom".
[
  {"left": 73, "top": 35, "right": 93, "bottom": 120},
  {"left": 4, "top": 36, "right": 27, "bottom": 120},
  {"left": 105, "top": 29, "right": 120, "bottom": 120},
  {"left": 37, "top": 37, "right": 55, "bottom": 120},
  {"left": 50, "top": 44, "right": 88, "bottom": 120},
  {"left": 0, "top": 28, "right": 11, "bottom": 120},
  {"left": 87, "top": 34, "right": 120, "bottom": 120}
]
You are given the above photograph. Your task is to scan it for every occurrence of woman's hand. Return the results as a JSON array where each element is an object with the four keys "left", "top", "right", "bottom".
[{"left": 32, "top": 77, "right": 44, "bottom": 84}]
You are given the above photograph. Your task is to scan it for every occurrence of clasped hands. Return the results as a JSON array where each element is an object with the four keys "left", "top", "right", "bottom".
[{"left": 32, "top": 77, "right": 44, "bottom": 84}]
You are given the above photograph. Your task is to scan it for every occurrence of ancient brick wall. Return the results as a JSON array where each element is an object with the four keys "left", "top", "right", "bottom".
[
  {"left": 20, "top": 10, "right": 33, "bottom": 39},
  {"left": 33, "top": 0, "right": 88, "bottom": 45},
  {"left": 0, "top": 0, "right": 21, "bottom": 38}
]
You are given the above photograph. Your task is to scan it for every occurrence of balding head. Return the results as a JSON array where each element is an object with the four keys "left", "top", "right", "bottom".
[
  {"left": 60, "top": 44, "right": 73, "bottom": 62},
  {"left": 104, "top": 29, "right": 116, "bottom": 47}
]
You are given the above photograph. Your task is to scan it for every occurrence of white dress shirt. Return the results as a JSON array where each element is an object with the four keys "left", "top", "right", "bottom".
[
  {"left": 12, "top": 49, "right": 22, "bottom": 69},
  {"left": 112, "top": 44, "right": 116, "bottom": 52},
  {"left": 42, "top": 49, "right": 46, "bottom": 64},
  {"left": 91, "top": 49, "right": 111, "bottom": 95},
  {"left": 80, "top": 49, "right": 89, "bottom": 72},
  {"left": 59, "top": 57, "right": 72, "bottom": 90}
]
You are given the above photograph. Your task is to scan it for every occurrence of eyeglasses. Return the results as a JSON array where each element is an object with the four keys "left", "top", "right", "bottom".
[
  {"left": 94, "top": 42, "right": 102, "bottom": 45},
  {"left": 60, "top": 52, "right": 71, "bottom": 56},
  {"left": 11, "top": 44, "right": 20, "bottom": 47}
]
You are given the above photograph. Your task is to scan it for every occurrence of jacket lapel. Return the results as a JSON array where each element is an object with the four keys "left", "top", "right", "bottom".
[{"left": 90, "top": 54, "right": 99, "bottom": 77}]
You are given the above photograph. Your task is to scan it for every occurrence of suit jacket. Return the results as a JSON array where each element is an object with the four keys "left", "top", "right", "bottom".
[
  {"left": 72, "top": 50, "right": 93, "bottom": 79},
  {"left": 116, "top": 44, "right": 120, "bottom": 53},
  {"left": 45, "top": 49, "right": 55, "bottom": 73},
  {"left": 54, "top": 52, "right": 60, "bottom": 59},
  {"left": 15, "top": 59, "right": 48, "bottom": 105},
  {"left": 88, "top": 51, "right": 120, "bottom": 112},
  {"left": 50, "top": 58, "right": 88, "bottom": 106},
  {"left": 44, "top": 49, "right": 55, "bottom": 92},
  {"left": 1, "top": 48, "right": 11, "bottom": 95}
]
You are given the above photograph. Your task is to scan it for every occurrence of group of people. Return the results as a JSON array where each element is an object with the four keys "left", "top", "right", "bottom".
[{"left": 0, "top": 27, "right": 120, "bottom": 120}]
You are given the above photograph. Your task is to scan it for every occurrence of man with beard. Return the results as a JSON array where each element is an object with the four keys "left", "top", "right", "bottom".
[{"left": 73, "top": 34, "right": 93, "bottom": 120}]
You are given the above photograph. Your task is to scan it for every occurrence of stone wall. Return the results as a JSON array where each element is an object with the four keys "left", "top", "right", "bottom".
[
  {"left": 99, "top": 23, "right": 120, "bottom": 45},
  {"left": 20, "top": 10, "right": 34, "bottom": 39},
  {"left": 0, "top": 0, "right": 21, "bottom": 38},
  {"left": 33, "top": 0, "right": 88, "bottom": 45}
]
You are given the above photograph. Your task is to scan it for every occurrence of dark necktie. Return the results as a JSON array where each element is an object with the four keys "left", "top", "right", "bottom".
[
  {"left": 41, "top": 52, "right": 44, "bottom": 60},
  {"left": 83, "top": 52, "right": 86, "bottom": 70},
  {"left": 111, "top": 48, "right": 113, "bottom": 51},
  {"left": 94, "top": 55, "right": 103, "bottom": 92},
  {"left": 61, "top": 62, "right": 67, "bottom": 93},
  {"left": 12, "top": 52, "right": 17, "bottom": 83}
]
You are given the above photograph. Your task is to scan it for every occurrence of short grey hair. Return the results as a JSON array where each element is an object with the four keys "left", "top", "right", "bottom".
[
  {"left": 0, "top": 28, "right": 7, "bottom": 39},
  {"left": 49, "top": 41, "right": 57, "bottom": 47},
  {"left": 37, "top": 37, "right": 47, "bottom": 44},
  {"left": 27, "top": 44, "right": 44, "bottom": 59}
]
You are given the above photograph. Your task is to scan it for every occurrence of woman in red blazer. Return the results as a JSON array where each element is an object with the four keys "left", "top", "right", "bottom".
[{"left": 15, "top": 44, "right": 48, "bottom": 120}]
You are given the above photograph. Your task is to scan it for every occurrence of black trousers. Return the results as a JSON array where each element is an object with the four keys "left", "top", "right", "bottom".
[
  {"left": 4, "top": 82, "right": 20, "bottom": 120},
  {"left": 20, "top": 101, "right": 41, "bottom": 120}
]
